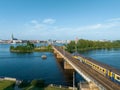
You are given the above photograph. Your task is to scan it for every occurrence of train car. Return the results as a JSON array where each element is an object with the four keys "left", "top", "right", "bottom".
[
  {"left": 114, "top": 73, "right": 120, "bottom": 84},
  {"left": 73, "top": 54, "right": 120, "bottom": 85},
  {"left": 107, "top": 70, "right": 113, "bottom": 78},
  {"left": 109, "top": 69, "right": 120, "bottom": 84},
  {"left": 78, "top": 56, "right": 107, "bottom": 76},
  {"left": 73, "top": 55, "right": 78, "bottom": 59}
]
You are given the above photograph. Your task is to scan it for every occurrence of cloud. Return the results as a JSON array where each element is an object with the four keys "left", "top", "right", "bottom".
[
  {"left": 24, "top": 20, "right": 45, "bottom": 31},
  {"left": 77, "top": 19, "right": 120, "bottom": 31},
  {"left": 43, "top": 18, "right": 56, "bottom": 24},
  {"left": 25, "top": 18, "right": 56, "bottom": 31},
  {"left": 78, "top": 24, "right": 102, "bottom": 30},
  {"left": 30, "top": 20, "right": 38, "bottom": 24},
  {"left": 108, "top": 18, "right": 120, "bottom": 22},
  {"left": 23, "top": 18, "right": 57, "bottom": 38},
  {"left": 22, "top": 17, "right": 120, "bottom": 40},
  {"left": 102, "top": 22, "right": 120, "bottom": 28}
]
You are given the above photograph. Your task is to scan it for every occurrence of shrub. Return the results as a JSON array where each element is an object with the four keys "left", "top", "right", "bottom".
[{"left": 31, "top": 79, "right": 45, "bottom": 88}]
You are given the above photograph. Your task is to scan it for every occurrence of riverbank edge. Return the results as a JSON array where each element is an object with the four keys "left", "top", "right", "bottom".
[
  {"left": 0, "top": 77, "right": 75, "bottom": 90},
  {"left": 10, "top": 49, "right": 53, "bottom": 53},
  {"left": 66, "top": 47, "right": 120, "bottom": 53}
]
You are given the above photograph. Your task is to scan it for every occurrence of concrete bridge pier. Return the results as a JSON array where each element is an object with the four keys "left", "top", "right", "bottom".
[
  {"left": 54, "top": 51, "right": 63, "bottom": 58},
  {"left": 53, "top": 51, "right": 63, "bottom": 62},
  {"left": 56, "top": 54, "right": 63, "bottom": 59},
  {"left": 64, "top": 61, "right": 74, "bottom": 70},
  {"left": 53, "top": 51, "right": 57, "bottom": 56},
  {"left": 53, "top": 50, "right": 74, "bottom": 70}
]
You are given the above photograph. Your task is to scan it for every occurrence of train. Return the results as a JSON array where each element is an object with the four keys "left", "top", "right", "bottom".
[{"left": 73, "top": 54, "right": 120, "bottom": 85}]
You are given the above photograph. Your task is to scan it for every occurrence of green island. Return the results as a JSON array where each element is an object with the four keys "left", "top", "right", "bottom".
[
  {"left": 10, "top": 41, "right": 35, "bottom": 53},
  {"left": 10, "top": 42, "right": 53, "bottom": 53},
  {"left": 65, "top": 39, "right": 120, "bottom": 53}
]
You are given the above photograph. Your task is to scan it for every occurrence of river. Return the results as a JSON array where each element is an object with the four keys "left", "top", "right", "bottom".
[
  {"left": 0, "top": 44, "right": 120, "bottom": 86},
  {"left": 0, "top": 44, "right": 73, "bottom": 86}
]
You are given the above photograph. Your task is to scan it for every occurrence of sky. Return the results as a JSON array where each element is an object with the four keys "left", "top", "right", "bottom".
[{"left": 0, "top": 0, "right": 120, "bottom": 40}]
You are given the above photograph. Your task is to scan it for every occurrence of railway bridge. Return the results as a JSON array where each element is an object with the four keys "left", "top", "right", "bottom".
[{"left": 52, "top": 45, "right": 120, "bottom": 90}]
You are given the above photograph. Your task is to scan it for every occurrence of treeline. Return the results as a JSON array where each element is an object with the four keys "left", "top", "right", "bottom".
[
  {"left": 10, "top": 41, "right": 35, "bottom": 53},
  {"left": 65, "top": 39, "right": 120, "bottom": 53}
]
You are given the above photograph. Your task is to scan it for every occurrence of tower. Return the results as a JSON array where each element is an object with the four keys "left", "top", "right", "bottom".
[{"left": 11, "top": 34, "right": 14, "bottom": 40}]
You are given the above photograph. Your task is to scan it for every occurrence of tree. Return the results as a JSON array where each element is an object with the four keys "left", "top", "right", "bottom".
[
  {"left": 10, "top": 46, "right": 14, "bottom": 50},
  {"left": 31, "top": 79, "right": 45, "bottom": 88},
  {"left": 65, "top": 39, "right": 120, "bottom": 52}
]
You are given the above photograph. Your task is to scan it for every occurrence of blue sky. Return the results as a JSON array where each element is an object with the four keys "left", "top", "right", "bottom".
[{"left": 0, "top": 0, "right": 120, "bottom": 40}]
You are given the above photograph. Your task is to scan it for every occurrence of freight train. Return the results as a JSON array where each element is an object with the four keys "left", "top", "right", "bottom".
[{"left": 73, "top": 54, "right": 120, "bottom": 85}]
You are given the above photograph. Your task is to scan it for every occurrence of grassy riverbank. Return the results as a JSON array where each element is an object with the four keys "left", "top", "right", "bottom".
[
  {"left": 0, "top": 80, "right": 71, "bottom": 90},
  {"left": 34, "top": 45, "right": 53, "bottom": 52},
  {"left": 19, "top": 79, "right": 71, "bottom": 90},
  {"left": 23, "top": 85, "right": 71, "bottom": 90},
  {"left": 0, "top": 80, "right": 15, "bottom": 90}
]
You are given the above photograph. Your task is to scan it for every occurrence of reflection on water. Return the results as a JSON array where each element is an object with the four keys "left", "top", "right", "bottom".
[
  {"left": 1, "top": 44, "right": 119, "bottom": 86},
  {"left": 0, "top": 44, "right": 70, "bottom": 86},
  {"left": 0, "top": 44, "right": 85, "bottom": 86}
]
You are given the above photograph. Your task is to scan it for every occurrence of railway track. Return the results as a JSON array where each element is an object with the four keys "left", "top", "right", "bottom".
[{"left": 53, "top": 46, "right": 120, "bottom": 90}]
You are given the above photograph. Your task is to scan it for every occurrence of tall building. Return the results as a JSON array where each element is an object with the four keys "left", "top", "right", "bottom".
[
  {"left": 11, "top": 34, "right": 18, "bottom": 40},
  {"left": 11, "top": 34, "right": 22, "bottom": 44},
  {"left": 11, "top": 34, "right": 13, "bottom": 40}
]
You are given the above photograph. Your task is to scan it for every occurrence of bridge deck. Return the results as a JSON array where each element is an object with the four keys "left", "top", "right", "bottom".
[{"left": 53, "top": 46, "right": 120, "bottom": 90}]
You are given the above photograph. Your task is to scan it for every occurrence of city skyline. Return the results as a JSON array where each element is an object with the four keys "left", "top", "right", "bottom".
[{"left": 0, "top": 0, "right": 120, "bottom": 40}]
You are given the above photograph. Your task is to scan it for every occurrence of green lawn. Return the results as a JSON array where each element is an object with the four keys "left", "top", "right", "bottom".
[
  {"left": 0, "top": 80, "right": 71, "bottom": 90},
  {"left": 23, "top": 85, "right": 71, "bottom": 90},
  {"left": 0, "top": 80, "right": 15, "bottom": 90},
  {"left": 45, "top": 86, "right": 71, "bottom": 90}
]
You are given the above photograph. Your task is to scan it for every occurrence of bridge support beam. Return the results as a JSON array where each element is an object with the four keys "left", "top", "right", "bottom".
[
  {"left": 53, "top": 50, "right": 57, "bottom": 54},
  {"left": 64, "top": 61, "right": 74, "bottom": 70},
  {"left": 56, "top": 54, "right": 63, "bottom": 59},
  {"left": 53, "top": 50, "right": 74, "bottom": 70}
]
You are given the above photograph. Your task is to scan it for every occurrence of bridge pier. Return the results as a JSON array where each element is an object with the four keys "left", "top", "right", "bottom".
[
  {"left": 53, "top": 50, "right": 74, "bottom": 70},
  {"left": 54, "top": 51, "right": 63, "bottom": 58},
  {"left": 64, "top": 61, "right": 74, "bottom": 70},
  {"left": 53, "top": 50, "right": 57, "bottom": 54},
  {"left": 56, "top": 54, "right": 63, "bottom": 59}
]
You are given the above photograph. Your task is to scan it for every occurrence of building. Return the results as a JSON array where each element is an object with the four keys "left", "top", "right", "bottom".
[{"left": 11, "top": 34, "right": 22, "bottom": 44}]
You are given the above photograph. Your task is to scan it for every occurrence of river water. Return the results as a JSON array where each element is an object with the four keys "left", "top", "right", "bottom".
[
  {"left": 0, "top": 44, "right": 120, "bottom": 86},
  {"left": 0, "top": 44, "right": 73, "bottom": 86},
  {"left": 80, "top": 48, "right": 120, "bottom": 70}
]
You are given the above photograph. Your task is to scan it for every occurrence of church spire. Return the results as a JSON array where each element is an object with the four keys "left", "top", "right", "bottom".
[{"left": 11, "top": 34, "right": 14, "bottom": 40}]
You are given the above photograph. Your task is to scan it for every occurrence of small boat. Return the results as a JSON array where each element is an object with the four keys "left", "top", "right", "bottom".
[{"left": 41, "top": 55, "right": 47, "bottom": 59}]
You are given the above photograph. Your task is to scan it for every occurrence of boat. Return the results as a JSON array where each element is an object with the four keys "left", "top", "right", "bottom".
[{"left": 41, "top": 55, "right": 47, "bottom": 59}]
